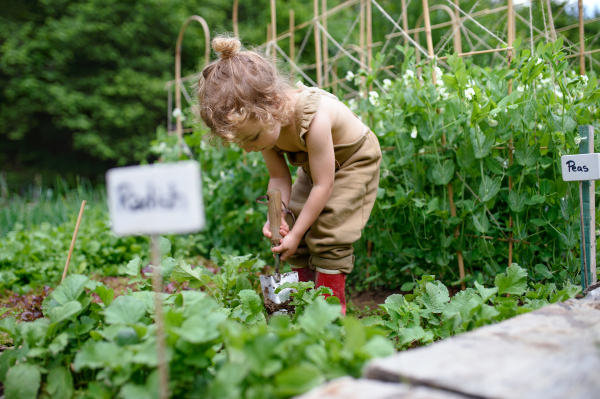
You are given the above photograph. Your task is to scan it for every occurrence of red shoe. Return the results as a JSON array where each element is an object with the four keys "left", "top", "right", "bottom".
[
  {"left": 315, "top": 272, "right": 346, "bottom": 315},
  {"left": 292, "top": 267, "right": 316, "bottom": 283}
]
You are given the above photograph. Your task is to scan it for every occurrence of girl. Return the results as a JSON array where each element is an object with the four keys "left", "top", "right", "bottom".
[{"left": 197, "top": 36, "right": 381, "bottom": 314}]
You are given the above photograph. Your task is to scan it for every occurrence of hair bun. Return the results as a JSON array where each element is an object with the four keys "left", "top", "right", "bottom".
[{"left": 212, "top": 36, "right": 241, "bottom": 59}]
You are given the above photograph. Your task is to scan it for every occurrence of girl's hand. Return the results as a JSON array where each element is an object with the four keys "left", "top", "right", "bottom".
[
  {"left": 272, "top": 232, "right": 300, "bottom": 262},
  {"left": 262, "top": 214, "right": 290, "bottom": 239}
]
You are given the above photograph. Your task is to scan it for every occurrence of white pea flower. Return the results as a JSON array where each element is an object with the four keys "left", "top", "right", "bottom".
[
  {"left": 383, "top": 79, "right": 392, "bottom": 90},
  {"left": 537, "top": 123, "right": 543, "bottom": 130},
  {"left": 469, "top": 79, "right": 475, "bottom": 86},
  {"left": 464, "top": 87, "right": 475, "bottom": 101},
  {"left": 435, "top": 66, "right": 444, "bottom": 77},
  {"left": 581, "top": 74, "right": 589, "bottom": 86},
  {"left": 596, "top": 229, "right": 600, "bottom": 236},
  {"left": 405, "top": 70, "right": 414, "bottom": 78},
  {"left": 411, "top": 126, "right": 418, "bottom": 138},
  {"left": 245, "top": 207, "right": 255, "bottom": 216},
  {"left": 488, "top": 119, "right": 498, "bottom": 127},
  {"left": 574, "top": 135, "right": 587, "bottom": 145},
  {"left": 348, "top": 98, "right": 357, "bottom": 111},
  {"left": 172, "top": 108, "right": 186, "bottom": 120},
  {"left": 517, "top": 85, "right": 525, "bottom": 92},
  {"left": 346, "top": 71, "right": 355, "bottom": 81},
  {"left": 536, "top": 58, "right": 543, "bottom": 65},
  {"left": 358, "top": 91, "right": 364, "bottom": 98},
  {"left": 571, "top": 70, "right": 576, "bottom": 76},
  {"left": 368, "top": 91, "right": 380, "bottom": 106},
  {"left": 537, "top": 72, "right": 543, "bottom": 80}
]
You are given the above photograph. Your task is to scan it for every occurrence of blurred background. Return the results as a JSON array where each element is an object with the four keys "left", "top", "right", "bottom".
[{"left": 1, "top": 0, "right": 599, "bottom": 190}]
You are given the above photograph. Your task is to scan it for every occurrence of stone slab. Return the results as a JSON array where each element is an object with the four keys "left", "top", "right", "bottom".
[
  {"left": 365, "top": 299, "right": 600, "bottom": 399},
  {"left": 294, "top": 377, "right": 468, "bottom": 399}
]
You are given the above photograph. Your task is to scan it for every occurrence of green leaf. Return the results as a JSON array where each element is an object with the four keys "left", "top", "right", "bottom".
[
  {"left": 534, "top": 264, "right": 554, "bottom": 279},
  {"left": 456, "top": 143, "right": 475, "bottom": 168},
  {"left": 124, "top": 257, "right": 142, "bottom": 277},
  {"left": 174, "top": 312, "right": 227, "bottom": 343},
  {"left": 103, "top": 296, "right": 147, "bottom": 324},
  {"left": 95, "top": 284, "right": 115, "bottom": 306},
  {"left": 5, "top": 364, "right": 41, "bottom": 399},
  {"left": 0, "top": 316, "right": 16, "bottom": 336},
  {"left": 515, "top": 140, "right": 540, "bottom": 167},
  {"left": 73, "top": 341, "right": 129, "bottom": 371},
  {"left": 171, "top": 259, "right": 205, "bottom": 289},
  {"left": 398, "top": 325, "right": 426, "bottom": 346},
  {"left": 506, "top": 164, "right": 523, "bottom": 176},
  {"left": 495, "top": 263, "right": 528, "bottom": 295},
  {"left": 472, "top": 212, "right": 490, "bottom": 233},
  {"left": 159, "top": 257, "right": 176, "bottom": 279},
  {"left": 431, "top": 160, "right": 455, "bottom": 185},
  {"left": 508, "top": 191, "right": 527, "bottom": 213},
  {"left": 49, "top": 300, "right": 82, "bottom": 324},
  {"left": 47, "top": 367, "right": 74, "bottom": 399},
  {"left": 158, "top": 236, "right": 171, "bottom": 258},
  {"left": 479, "top": 176, "right": 502, "bottom": 202},
  {"left": 52, "top": 274, "right": 88, "bottom": 305},
  {"left": 497, "top": 90, "right": 522, "bottom": 109},
  {"left": 274, "top": 364, "right": 324, "bottom": 397},
  {"left": 238, "top": 289, "right": 264, "bottom": 318},
  {"left": 530, "top": 218, "right": 549, "bottom": 227},
  {"left": 421, "top": 281, "right": 450, "bottom": 312},
  {"left": 474, "top": 281, "right": 498, "bottom": 303},
  {"left": 299, "top": 297, "right": 341, "bottom": 335},
  {"left": 470, "top": 129, "right": 495, "bottom": 159},
  {"left": 48, "top": 332, "right": 69, "bottom": 355}
]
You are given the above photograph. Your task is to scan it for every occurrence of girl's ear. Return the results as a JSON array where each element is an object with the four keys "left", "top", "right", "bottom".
[{"left": 203, "top": 63, "right": 216, "bottom": 79}]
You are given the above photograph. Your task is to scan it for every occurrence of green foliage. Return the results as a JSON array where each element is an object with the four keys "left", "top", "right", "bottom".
[
  {"left": 376, "top": 264, "right": 580, "bottom": 350},
  {"left": 347, "top": 40, "right": 600, "bottom": 290},
  {"left": 0, "top": 259, "right": 392, "bottom": 398},
  {"left": 0, "top": 204, "right": 146, "bottom": 289}
]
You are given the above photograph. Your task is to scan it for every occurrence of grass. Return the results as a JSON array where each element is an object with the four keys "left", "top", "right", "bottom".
[{"left": 0, "top": 178, "right": 107, "bottom": 236}]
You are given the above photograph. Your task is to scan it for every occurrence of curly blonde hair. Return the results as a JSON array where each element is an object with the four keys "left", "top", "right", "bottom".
[{"left": 196, "top": 35, "right": 294, "bottom": 143}]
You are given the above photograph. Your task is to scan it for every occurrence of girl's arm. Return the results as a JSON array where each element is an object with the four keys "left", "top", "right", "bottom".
[
  {"left": 262, "top": 149, "right": 292, "bottom": 239},
  {"left": 273, "top": 111, "right": 335, "bottom": 261}
]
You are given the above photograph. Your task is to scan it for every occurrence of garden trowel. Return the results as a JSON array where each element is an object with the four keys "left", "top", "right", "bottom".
[{"left": 259, "top": 188, "right": 298, "bottom": 305}]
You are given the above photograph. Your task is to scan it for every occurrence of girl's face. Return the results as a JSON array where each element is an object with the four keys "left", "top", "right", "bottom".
[{"left": 237, "top": 119, "right": 281, "bottom": 153}]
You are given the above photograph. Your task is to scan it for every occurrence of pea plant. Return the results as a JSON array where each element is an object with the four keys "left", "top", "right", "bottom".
[{"left": 347, "top": 38, "right": 600, "bottom": 290}]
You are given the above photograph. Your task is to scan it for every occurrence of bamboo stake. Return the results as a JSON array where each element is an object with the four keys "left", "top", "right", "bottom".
[
  {"left": 360, "top": 0, "right": 365, "bottom": 79},
  {"left": 422, "top": 0, "right": 464, "bottom": 289},
  {"left": 314, "top": 0, "right": 323, "bottom": 86},
  {"left": 507, "top": 0, "right": 514, "bottom": 267},
  {"left": 401, "top": 0, "right": 409, "bottom": 46},
  {"left": 267, "top": 23, "right": 272, "bottom": 55},
  {"left": 151, "top": 235, "right": 169, "bottom": 399},
  {"left": 387, "top": 6, "right": 508, "bottom": 38},
  {"left": 61, "top": 200, "right": 86, "bottom": 283},
  {"left": 565, "top": 48, "right": 600, "bottom": 59},
  {"left": 322, "top": 0, "right": 329, "bottom": 86},
  {"left": 290, "top": 9, "right": 295, "bottom": 82},
  {"left": 437, "top": 47, "right": 512, "bottom": 60},
  {"left": 367, "top": 0, "right": 372, "bottom": 74},
  {"left": 579, "top": 0, "right": 585, "bottom": 75},
  {"left": 233, "top": 0, "right": 239, "bottom": 38},
  {"left": 271, "top": 0, "right": 277, "bottom": 59},
  {"left": 545, "top": 0, "right": 557, "bottom": 41},
  {"left": 454, "top": 0, "right": 462, "bottom": 53}
]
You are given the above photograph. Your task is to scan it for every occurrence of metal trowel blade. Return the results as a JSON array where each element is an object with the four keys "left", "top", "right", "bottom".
[{"left": 260, "top": 271, "right": 299, "bottom": 304}]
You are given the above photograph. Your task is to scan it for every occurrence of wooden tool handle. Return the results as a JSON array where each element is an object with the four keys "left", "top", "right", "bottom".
[{"left": 267, "top": 188, "right": 283, "bottom": 246}]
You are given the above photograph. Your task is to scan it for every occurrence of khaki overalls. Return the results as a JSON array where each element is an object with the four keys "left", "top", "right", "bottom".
[{"left": 273, "top": 84, "right": 382, "bottom": 275}]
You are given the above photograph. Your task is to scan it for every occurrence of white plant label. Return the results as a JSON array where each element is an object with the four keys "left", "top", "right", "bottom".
[
  {"left": 561, "top": 154, "right": 600, "bottom": 181},
  {"left": 106, "top": 161, "right": 205, "bottom": 235}
]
